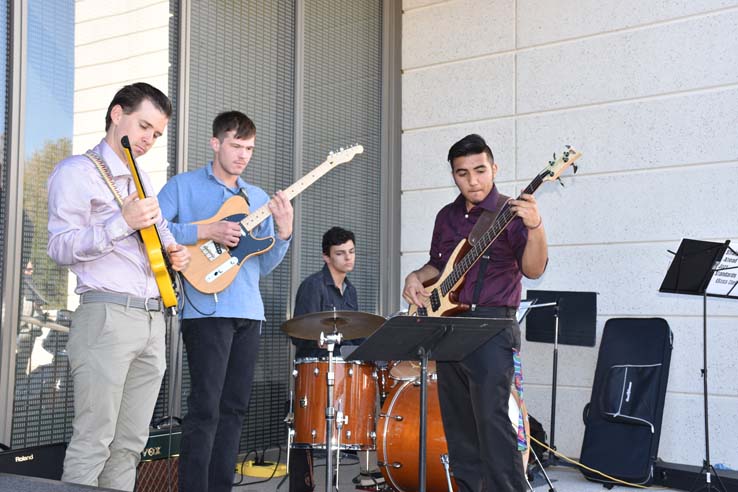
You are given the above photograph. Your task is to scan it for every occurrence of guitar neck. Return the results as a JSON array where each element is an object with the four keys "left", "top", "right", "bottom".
[
  {"left": 240, "top": 158, "right": 336, "bottom": 232},
  {"left": 440, "top": 174, "right": 545, "bottom": 295}
]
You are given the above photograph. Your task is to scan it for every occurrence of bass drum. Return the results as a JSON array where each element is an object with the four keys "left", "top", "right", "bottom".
[
  {"left": 377, "top": 380, "right": 457, "bottom": 492},
  {"left": 377, "top": 380, "right": 530, "bottom": 492}
]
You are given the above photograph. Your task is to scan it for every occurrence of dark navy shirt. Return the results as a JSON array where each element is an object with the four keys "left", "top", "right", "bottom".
[
  {"left": 426, "top": 185, "right": 529, "bottom": 308},
  {"left": 293, "top": 264, "right": 359, "bottom": 358}
]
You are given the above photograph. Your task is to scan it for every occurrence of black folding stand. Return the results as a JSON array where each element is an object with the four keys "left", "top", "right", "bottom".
[
  {"left": 660, "top": 238, "right": 738, "bottom": 492},
  {"left": 347, "top": 315, "right": 513, "bottom": 492}
]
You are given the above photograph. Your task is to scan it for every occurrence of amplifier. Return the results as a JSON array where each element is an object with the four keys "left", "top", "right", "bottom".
[
  {"left": 135, "top": 426, "right": 181, "bottom": 492},
  {"left": 654, "top": 460, "right": 738, "bottom": 492},
  {"left": 0, "top": 442, "right": 66, "bottom": 480}
]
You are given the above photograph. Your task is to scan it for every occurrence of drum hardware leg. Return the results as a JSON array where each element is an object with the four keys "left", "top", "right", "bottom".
[
  {"left": 320, "top": 328, "right": 342, "bottom": 492},
  {"left": 335, "top": 401, "right": 344, "bottom": 490},
  {"left": 528, "top": 444, "right": 556, "bottom": 492},
  {"left": 440, "top": 453, "right": 454, "bottom": 492}
]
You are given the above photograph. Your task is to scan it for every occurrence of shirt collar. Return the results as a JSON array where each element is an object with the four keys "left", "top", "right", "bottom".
[
  {"left": 453, "top": 184, "right": 501, "bottom": 214},
  {"left": 321, "top": 264, "right": 351, "bottom": 290},
  {"left": 97, "top": 139, "right": 130, "bottom": 177},
  {"left": 205, "top": 161, "right": 248, "bottom": 192}
]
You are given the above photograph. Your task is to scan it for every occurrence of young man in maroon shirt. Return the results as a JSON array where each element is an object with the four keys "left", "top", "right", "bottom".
[{"left": 402, "top": 134, "right": 547, "bottom": 492}]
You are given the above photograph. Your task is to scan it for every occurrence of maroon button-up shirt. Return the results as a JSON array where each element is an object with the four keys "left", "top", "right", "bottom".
[{"left": 426, "top": 185, "right": 528, "bottom": 308}]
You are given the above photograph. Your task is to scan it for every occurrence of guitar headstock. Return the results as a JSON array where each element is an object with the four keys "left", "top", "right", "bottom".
[
  {"left": 326, "top": 144, "right": 364, "bottom": 166},
  {"left": 541, "top": 145, "right": 582, "bottom": 184}
]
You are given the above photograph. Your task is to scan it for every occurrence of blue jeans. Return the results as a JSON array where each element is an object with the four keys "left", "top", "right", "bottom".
[{"left": 178, "top": 317, "right": 261, "bottom": 492}]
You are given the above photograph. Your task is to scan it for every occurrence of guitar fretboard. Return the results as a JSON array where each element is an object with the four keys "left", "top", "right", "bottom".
[
  {"left": 240, "top": 157, "right": 343, "bottom": 232},
  {"left": 439, "top": 173, "right": 545, "bottom": 296}
]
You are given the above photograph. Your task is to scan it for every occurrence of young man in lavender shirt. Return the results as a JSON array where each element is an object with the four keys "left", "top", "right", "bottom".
[
  {"left": 47, "top": 82, "right": 190, "bottom": 491},
  {"left": 402, "top": 134, "right": 548, "bottom": 492}
]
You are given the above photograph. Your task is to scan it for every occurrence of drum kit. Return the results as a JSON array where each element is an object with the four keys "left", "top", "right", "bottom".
[
  {"left": 281, "top": 311, "right": 534, "bottom": 492},
  {"left": 281, "top": 310, "right": 458, "bottom": 492}
]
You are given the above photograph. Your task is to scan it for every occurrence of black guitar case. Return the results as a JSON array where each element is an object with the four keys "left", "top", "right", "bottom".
[{"left": 580, "top": 317, "right": 673, "bottom": 486}]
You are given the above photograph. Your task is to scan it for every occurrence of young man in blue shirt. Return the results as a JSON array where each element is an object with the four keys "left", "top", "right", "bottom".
[{"left": 158, "top": 111, "right": 293, "bottom": 492}]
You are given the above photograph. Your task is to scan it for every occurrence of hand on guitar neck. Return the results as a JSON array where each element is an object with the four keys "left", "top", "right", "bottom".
[{"left": 121, "top": 193, "right": 162, "bottom": 230}]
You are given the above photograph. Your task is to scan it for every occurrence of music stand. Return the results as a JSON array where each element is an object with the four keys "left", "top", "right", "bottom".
[
  {"left": 347, "top": 315, "right": 514, "bottom": 492},
  {"left": 660, "top": 239, "right": 738, "bottom": 492},
  {"left": 524, "top": 290, "right": 597, "bottom": 465}
]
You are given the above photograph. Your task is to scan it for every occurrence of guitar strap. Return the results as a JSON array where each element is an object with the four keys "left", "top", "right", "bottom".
[
  {"left": 84, "top": 151, "right": 125, "bottom": 208},
  {"left": 470, "top": 193, "right": 510, "bottom": 311}
]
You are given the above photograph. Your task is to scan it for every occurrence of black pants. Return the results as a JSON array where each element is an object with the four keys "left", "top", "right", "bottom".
[
  {"left": 178, "top": 317, "right": 261, "bottom": 492},
  {"left": 289, "top": 448, "right": 315, "bottom": 492},
  {"left": 436, "top": 307, "right": 527, "bottom": 492}
]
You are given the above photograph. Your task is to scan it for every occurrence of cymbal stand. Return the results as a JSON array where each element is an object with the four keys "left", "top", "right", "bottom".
[{"left": 320, "top": 329, "right": 342, "bottom": 492}]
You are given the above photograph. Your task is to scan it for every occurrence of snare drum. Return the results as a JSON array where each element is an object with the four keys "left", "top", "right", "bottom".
[
  {"left": 388, "top": 360, "right": 437, "bottom": 381},
  {"left": 292, "top": 358, "right": 377, "bottom": 450}
]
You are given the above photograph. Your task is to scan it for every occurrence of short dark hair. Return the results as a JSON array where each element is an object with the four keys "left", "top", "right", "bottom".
[
  {"left": 212, "top": 111, "right": 256, "bottom": 141},
  {"left": 322, "top": 227, "right": 355, "bottom": 255},
  {"left": 447, "top": 133, "right": 494, "bottom": 167},
  {"left": 105, "top": 82, "right": 172, "bottom": 131}
]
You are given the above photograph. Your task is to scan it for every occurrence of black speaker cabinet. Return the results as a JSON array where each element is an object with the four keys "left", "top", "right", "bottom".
[
  {"left": 135, "top": 427, "right": 181, "bottom": 492},
  {"left": 0, "top": 442, "right": 66, "bottom": 480}
]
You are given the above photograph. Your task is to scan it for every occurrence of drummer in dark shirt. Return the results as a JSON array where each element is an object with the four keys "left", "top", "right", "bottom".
[
  {"left": 289, "top": 227, "right": 383, "bottom": 490},
  {"left": 292, "top": 227, "right": 358, "bottom": 359}
]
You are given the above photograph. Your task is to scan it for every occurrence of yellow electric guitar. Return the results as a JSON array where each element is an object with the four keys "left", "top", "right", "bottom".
[
  {"left": 409, "top": 146, "right": 582, "bottom": 317},
  {"left": 121, "top": 136, "right": 179, "bottom": 312},
  {"left": 183, "top": 145, "right": 364, "bottom": 294}
]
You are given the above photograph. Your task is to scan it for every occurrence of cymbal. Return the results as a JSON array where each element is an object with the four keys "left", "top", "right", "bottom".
[{"left": 281, "top": 310, "right": 385, "bottom": 340}]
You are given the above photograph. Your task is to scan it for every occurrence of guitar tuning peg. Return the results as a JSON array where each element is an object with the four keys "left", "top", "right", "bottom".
[
  {"left": 558, "top": 177, "right": 565, "bottom": 187},
  {"left": 565, "top": 144, "right": 571, "bottom": 150},
  {"left": 548, "top": 160, "right": 555, "bottom": 166},
  {"left": 572, "top": 164, "right": 579, "bottom": 173},
  {"left": 552, "top": 152, "right": 557, "bottom": 160}
]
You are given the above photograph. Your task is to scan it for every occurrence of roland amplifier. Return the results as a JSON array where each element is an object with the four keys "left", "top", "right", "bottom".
[
  {"left": 0, "top": 442, "right": 67, "bottom": 480},
  {"left": 135, "top": 426, "right": 181, "bottom": 492}
]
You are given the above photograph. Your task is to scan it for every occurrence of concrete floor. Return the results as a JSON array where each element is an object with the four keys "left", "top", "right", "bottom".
[{"left": 229, "top": 448, "right": 682, "bottom": 492}]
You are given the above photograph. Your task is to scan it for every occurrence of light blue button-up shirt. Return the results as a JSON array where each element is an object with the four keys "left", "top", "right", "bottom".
[{"left": 158, "top": 163, "right": 290, "bottom": 320}]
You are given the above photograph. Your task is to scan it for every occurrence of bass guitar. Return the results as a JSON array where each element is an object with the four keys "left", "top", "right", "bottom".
[
  {"left": 121, "top": 136, "right": 179, "bottom": 313},
  {"left": 409, "top": 146, "right": 582, "bottom": 317},
  {"left": 183, "top": 145, "right": 364, "bottom": 294}
]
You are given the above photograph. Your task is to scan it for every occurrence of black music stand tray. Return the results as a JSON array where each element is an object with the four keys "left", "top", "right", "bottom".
[
  {"left": 347, "top": 315, "right": 514, "bottom": 492},
  {"left": 660, "top": 239, "right": 738, "bottom": 492}
]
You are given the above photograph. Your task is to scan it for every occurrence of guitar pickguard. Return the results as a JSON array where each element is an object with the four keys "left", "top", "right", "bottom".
[{"left": 202, "top": 213, "right": 276, "bottom": 286}]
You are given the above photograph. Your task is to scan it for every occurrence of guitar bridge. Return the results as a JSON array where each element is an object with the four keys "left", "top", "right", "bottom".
[{"left": 200, "top": 240, "right": 226, "bottom": 261}]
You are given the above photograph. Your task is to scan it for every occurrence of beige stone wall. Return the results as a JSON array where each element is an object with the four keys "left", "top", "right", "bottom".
[
  {"left": 401, "top": 0, "right": 738, "bottom": 467},
  {"left": 73, "top": 0, "right": 171, "bottom": 192}
]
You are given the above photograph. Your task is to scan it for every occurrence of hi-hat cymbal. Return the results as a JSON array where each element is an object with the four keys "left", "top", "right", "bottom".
[{"left": 281, "top": 311, "right": 385, "bottom": 340}]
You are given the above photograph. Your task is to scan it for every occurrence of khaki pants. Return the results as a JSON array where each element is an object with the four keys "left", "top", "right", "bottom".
[{"left": 62, "top": 302, "right": 166, "bottom": 491}]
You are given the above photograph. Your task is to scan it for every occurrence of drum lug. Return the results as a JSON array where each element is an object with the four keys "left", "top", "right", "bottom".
[
  {"left": 300, "top": 396, "right": 307, "bottom": 408},
  {"left": 313, "top": 367, "right": 319, "bottom": 376},
  {"left": 372, "top": 370, "right": 378, "bottom": 379},
  {"left": 348, "top": 367, "right": 354, "bottom": 376},
  {"left": 292, "top": 369, "right": 298, "bottom": 378},
  {"left": 393, "top": 415, "right": 404, "bottom": 421},
  {"left": 390, "top": 462, "right": 402, "bottom": 469},
  {"left": 345, "top": 430, "right": 352, "bottom": 440},
  {"left": 311, "top": 429, "right": 317, "bottom": 440}
]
